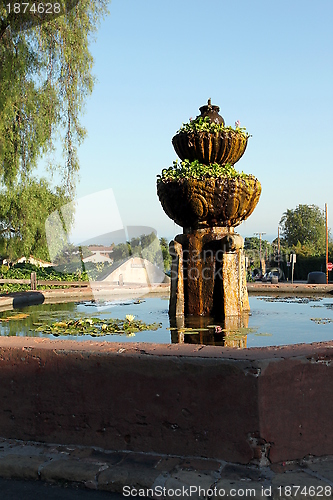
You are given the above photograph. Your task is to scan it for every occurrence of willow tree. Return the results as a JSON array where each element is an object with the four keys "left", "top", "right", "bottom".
[
  {"left": 0, "top": 0, "right": 109, "bottom": 193},
  {"left": 0, "top": 179, "right": 71, "bottom": 261},
  {"left": 0, "top": 1, "right": 109, "bottom": 261}
]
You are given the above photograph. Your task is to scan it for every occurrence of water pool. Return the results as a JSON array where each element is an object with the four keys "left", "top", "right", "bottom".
[{"left": 0, "top": 295, "right": 332, "bottom": 348}]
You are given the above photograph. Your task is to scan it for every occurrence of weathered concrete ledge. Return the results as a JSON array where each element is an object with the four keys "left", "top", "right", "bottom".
[
  {"left": 0, "top": 282, "right": 331, "bottom": 311},
  {"left": 0, "top": 337, "right": 332, "bottom": 465},
  {"left": 0, "top": 283, "right": 170, "bottom": 310},
  {"left": 1, "top": 437, "right": 333, "bottom": 494},
  {"left": 248, "top": 283, "right": 333, "bottom": 295}
]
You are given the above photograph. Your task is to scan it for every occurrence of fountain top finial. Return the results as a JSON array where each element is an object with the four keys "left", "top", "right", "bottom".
[{"left": 198, "top": 98, "right": 225, "bottom": 126}]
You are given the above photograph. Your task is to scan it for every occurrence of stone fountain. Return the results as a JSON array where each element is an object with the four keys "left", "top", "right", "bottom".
[
  {"left": 157, "top": 100, "right": 261, "bottom": 319},
  {"left": 1, "top": 124, "right": 331, "bottom": 467}
]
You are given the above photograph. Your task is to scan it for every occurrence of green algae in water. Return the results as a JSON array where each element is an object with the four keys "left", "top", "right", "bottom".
[
  {"left": 311, "top": 303, "right": 333, "bottom": 311},
  {"left": 219, "top": 327, "right": 259, "bottom": 342},
  {"left": 32, "top": 316, "right": 162, "bottom": 337},
  {"left": 259, "top": 296, "right": 322, "bottom": 304},
  {"left": 310, "top": 318, "right": 333, "bottom": 325},
  {"left": 0, "top": 312, "right": 30, "bottom": 322}
]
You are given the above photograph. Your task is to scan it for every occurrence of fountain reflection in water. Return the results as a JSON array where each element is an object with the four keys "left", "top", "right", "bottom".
[{"left": 170, "top": 313, "right": 250, "bottom": 347}]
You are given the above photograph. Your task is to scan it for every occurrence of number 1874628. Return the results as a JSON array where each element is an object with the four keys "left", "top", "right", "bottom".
[{"left": 6, "top": 3, "right": 61, "bottom": 14}]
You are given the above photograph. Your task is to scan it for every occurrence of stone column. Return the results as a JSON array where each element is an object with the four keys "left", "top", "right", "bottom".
[
  {"left": 169, "top": 227, "right": 250, "bottom": 319},
  {"left": 169, "top": 239, "right": 184, "bottom": 317}
]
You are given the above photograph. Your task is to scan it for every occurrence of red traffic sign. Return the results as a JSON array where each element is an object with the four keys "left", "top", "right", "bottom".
[{"left": 328, "top": 262, "right": 333, "bottom": 271}]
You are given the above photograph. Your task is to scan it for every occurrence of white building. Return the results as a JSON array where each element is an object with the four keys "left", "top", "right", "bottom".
[
  {"left": 101, "top": 256, "right": 169, "bottom": 285},
  {"left": 82, "top": 246, "right": 113, "bottom": 264},
  {"left": 14, "top": 256, "right": 53, "bottom": 268}
]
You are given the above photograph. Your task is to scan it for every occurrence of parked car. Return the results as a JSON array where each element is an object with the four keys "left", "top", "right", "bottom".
[
  {"left": 252, "top": 268, "right": 262, "bottom": 281},
  {"left": 307, "top": 271, "right": 326, "bottom": 284},
  {"left": 261, "top": 267, "right": 285, "bottom": 282}
]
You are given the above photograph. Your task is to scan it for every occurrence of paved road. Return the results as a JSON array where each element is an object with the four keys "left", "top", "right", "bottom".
[{"left": 0, "top": 478, "right": 124, "bottom": 499}]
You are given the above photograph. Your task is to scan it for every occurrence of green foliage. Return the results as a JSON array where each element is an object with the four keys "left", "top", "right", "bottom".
[
  {"left": 159, "top": 237, "right": 171, "bottom": 272},
  {"left": 52, "top": 243, "right": 83, "bottom": 266},
  {"left": 2, "top": 262, "right": 88, "bottom": 281},
  {"left": 0, "top": 262, "right": 90, "bottom": 292},
  {"left": 244, "top": 237, "right": 274, "bottom": 268},
  {"left": 80, "top": 246, "right": 93, "bottom": 259},
  {"left": 280, "top": 204, "right": 328, "bottom": 257},
  {"left": 111, "top": 232, "right": 164, "bottom": 270},
  {"left": 33, "top": 316, "right": 162, "bottom": 337},
  {"left": 157, "top": 159, "right": 250, "bottom": 183},
  {"left": 0, "top": 2, "right": 109, "bottom": 266},
  {"left": 110, "top": 234, "right": 171, "bottom": 273},
  {"left": 0, "top": 178, "right": 70, "bottom": 261},
  {"left": 110, "top": 242, "right": 131, "bottom": 261},
  {"left": 0, "top": 283, "right": 31, "bottom": 292},
  {"left": 131, "top": 233, "right": 163, "bottom": 268},
  {"left": 42, "top": 259, "right": 113, "bottom": 281},
  {"left": 0, "top": 0, "right": 109, "bottom": 193},
  {"left": 83, "top": 261, "right": 113, "bottom": 281},
  {"left": 177, "top": 116, "right": 251, "bottom": 138},
  {"left": 244, "top": 237, "right": 272, "bottom": 253}
]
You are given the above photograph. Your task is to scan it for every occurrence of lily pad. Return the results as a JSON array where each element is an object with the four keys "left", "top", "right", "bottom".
[
  {"left": 310, "top": 318, "right": 333, "bottom": 325},
  {"left": 30, "top": 315, "right": 162, "bottom": 337},
  {"left": 0, "top": 313, "right": 29, "bottom": 322}
]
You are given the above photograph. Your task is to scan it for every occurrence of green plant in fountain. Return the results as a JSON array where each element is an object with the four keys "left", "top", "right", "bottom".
[
  {"left": 157, "top": 159, "right": 252, "bottom": 183},
  {"left": 177, "top": 116, "right": 251, "bottom": 138}
]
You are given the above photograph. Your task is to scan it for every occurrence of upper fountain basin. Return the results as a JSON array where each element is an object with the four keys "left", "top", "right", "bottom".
[{"left": 172, "top": 129, "right": 249, "bottom": 166}]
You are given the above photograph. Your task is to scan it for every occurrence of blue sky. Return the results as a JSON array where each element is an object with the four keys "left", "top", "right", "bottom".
[{"left": 52, "top": 0, "right": 333, "bottom": 243}]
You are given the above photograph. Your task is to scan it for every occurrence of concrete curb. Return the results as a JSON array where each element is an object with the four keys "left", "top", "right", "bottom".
[
  {"left": 0, "top": 438, "right": 332, "bottom": 497},
  {"left": 247, "top": 283, "right": 333, "bottom": 294},
  {"left": 0, "top": 284, "right": 170, "bottom": 310}
]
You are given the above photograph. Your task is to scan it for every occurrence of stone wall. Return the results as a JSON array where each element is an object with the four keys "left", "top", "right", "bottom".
[{"left": 0, "top": 337, "right": 332, "bottom": 464}]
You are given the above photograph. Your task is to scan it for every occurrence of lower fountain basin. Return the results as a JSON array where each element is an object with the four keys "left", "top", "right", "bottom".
[
  {"left": 0, "top": 332, "right": 332, "bottom": 465},
  {"left": 157, "top": 176, "right": 261, "bottom": 228}
]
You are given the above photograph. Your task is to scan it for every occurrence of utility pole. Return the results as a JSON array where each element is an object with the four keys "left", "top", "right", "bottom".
[
  {"left": 254, "top": 232, "right": 266, "bottom": 273},
  {"left": 277, "top": 226, "right": 281, "bottom": 269},
  {"left": 326, "top": 203, "right": 328, "bottom": 284}
]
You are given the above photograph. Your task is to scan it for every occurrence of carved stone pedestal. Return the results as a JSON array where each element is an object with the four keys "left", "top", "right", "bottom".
[{"left": 169, "top": 227, "right": 249, "bottom": 319}]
